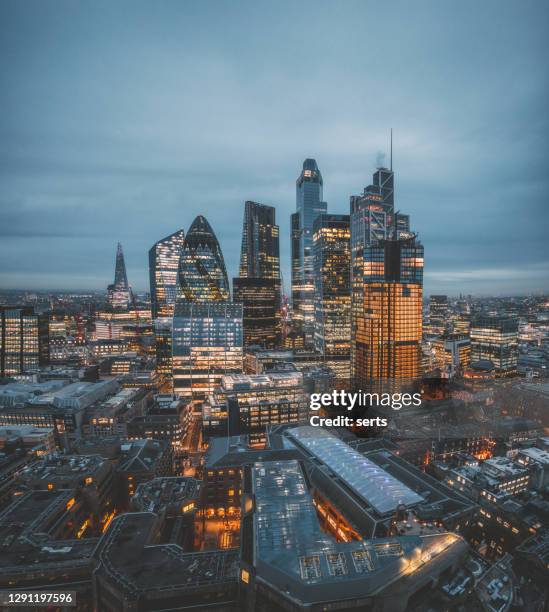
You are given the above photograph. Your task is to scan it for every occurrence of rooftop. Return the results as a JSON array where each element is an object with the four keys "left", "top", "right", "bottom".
[{"left": 287, "top": 425, "right": 424, "bottom": 515}]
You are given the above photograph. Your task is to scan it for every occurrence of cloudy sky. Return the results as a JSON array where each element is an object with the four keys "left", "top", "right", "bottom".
[{"left": 1, "top": 0, "right": 548, "bottom": 296}]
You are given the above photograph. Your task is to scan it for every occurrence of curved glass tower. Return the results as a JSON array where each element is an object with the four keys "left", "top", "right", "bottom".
[
  {"left": 177, "top": 215, "right": 229, "bottom": 303},
  {"left": 173, "top": 215, "right": 242, "bottom": 400}
]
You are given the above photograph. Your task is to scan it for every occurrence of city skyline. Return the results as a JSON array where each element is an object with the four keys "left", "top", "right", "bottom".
[{"left": 1, "top": 1, "right": 548, "bottom": 296}]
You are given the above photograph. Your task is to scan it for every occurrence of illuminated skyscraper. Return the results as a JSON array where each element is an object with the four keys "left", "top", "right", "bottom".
[
  {"left": 292, "top": 159, "right": 327, "bottom": 342},
  {"left": 172, "top": 216, "right": 242, "bottom": 399},
  {"left": 107, "top": 242, "right": 131, "bottom": 310},
  {"left": 148, "top": 229, "right": 185, "bottom": 319},
  {"left": 470, "top": 315, "right": 518, "bottom": 376},
  {"left": 176, "top": 216, "right": 229, "bottom": 302},
  {"left": 0, "top": 307, "right": 49, "bottom": 376},
  {"left": 351, "top": 237, "right": 424, "bottom": 392},
  {"left": 313, "top": 214, "right": 351, "bottom": 387},
  {"left": 149, "top": 229, "right": 185, "bottom": 391},
  {"left": 350, "top": 161, "right": 424, "bottom": 392},
  {"left": 233, "top": 201, "right": 281, "bottom": 347}
]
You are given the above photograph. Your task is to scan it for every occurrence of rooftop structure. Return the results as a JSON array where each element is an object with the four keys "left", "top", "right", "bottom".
[{"left": 287, "top": 425, "right": 423, "bottom": 514}]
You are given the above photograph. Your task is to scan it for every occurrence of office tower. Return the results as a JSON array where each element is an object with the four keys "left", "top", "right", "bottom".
[
  {"left": 352, "top": 237, "right": 424, "bottom": 392},
  {"left": 107, "top": 243, "right": 131, "bottom": 310},
  {"left": 172, "top": 302, "right": 243, "bottom": 401},
  {"left": 149, "top": 229, "right": 185, "bottom": 391},
  {"left": 176, "top": 216, "right": 230, "bottom": 302},
  {"left": 148, "top": 229, "right": 185, "bottom": 319},
  {"left": 470, "top": 315, "right": 518, "bottom": 376},
  {"left": 233, "top": 278, "right": 280, "bottom": 348},
  {"left": 172, "top": 216, "right": 242, "bottom": 399},
  {"left": 291, "top": 159, "right": 327, "bottom": 342},
  {"left": 0, "top": 307, "right": 49, "bottom": 376},
  {"left": 430, "top": 295, "right": 449, "bottom": 335},
  {"left": 350, "top": 160, "right": 424, "bottom": 392},
  {"left": 233, "top": 201, "right": 281, "bottom": 348},
  {"left": 312, "top": 214, "right": 351, "bottom": 387},
  {"left": 239, "top": 201, "right": 280, "bottom": 284}
]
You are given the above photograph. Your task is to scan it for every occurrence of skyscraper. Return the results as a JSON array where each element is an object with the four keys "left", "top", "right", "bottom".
[
  {"left": 172, "top": 216, "right": 242, "bottom": 400},
  {"left": 149, "top": 229, "right": 186, "bottom": 391},
  {"left": 0, "top": 307, "right": 49, "bottom": 376},
  {"left": 313, "top": 214, "right": 351, "bottom": 387},
  {"left": 291, "top": 159, "right": 327, "bottom": 341},
  {"left": 107, "top": 243, "right": 131, "bottom": 310},
  {"left": 239, "top": 201, "right": 280, "bottom": 283},
  {"left": 350, "top": 161, "right": 424, "bottom": 392},
  {"left": 352, "top": 236, "right": 424, "bottom": 392},
  {"left": 176, "top": 216, "right": 230, "bottom": 302},
  {"left": 233, "top": 201, "right": 281, "bottom": 348},
  {"left": 148, "top": 229, "right": 185, "bottom": 319}
]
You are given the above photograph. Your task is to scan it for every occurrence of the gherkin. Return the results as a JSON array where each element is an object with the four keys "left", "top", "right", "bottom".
[{"left": 176, "top": 215, "right": 229, "bottom": 302}]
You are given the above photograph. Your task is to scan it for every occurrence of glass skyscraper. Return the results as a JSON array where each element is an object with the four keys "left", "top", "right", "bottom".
[
  {"left": 350, "top": 164, "right": 424, "bottom": 392},
  {"left": 176, "top": 215, "right": 230, "bottom": 302},
  {"left": 233, "top": 201, "right": 281, "bottom": 348},
  {"left": 0, "top": 306, "right": 49, "bottom": 376},
  {"left": 313, "top": 214, "right": 351, "bottom": 387},
  {"left": 172, "top": 215, "right": 242, "bottom": 400},
  {"left": 149, "top": 229, "right": 185, "bottom": 319},
  {"left": 292, "top": 159, "right": 327, "bottom": 341},
  {"left": 239, "top": 201, "right": 280, "bottom": 284},
  {"left": 107, "top": 242, "right": 132, "bottom": 310}
]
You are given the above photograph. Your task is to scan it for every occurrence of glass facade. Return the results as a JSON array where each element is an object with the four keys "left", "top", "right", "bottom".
[
  {"left": 0, "top": 307, "right": 49, "bottom": 376},
  {"left": 233, "top": 201, "right": 282, "bottom": 347},
  {"left": 350, "top": 166, "right": 424, "bottom": 392},
  {"left": 470, "top": 315, "right": 518, "bottom": 375},
  {"left": 233, "top": 278, "right": 280, "bottom": 348},
  {"left": 292, "top": 159, "right": 327, "bottom": 341},
  {"left": 176, "top": 215, "right": 230, "bottom": 302},
  {"left": 172, "top": 215, "right": 242, "bottom": 400},
  {"left": 239, "top": 201, "right": 280, "bottom": 285},
  {"left": 107, "top": 242, "right": 131, "bottom": 310},
  {"left": 172, "top": 302, "right": 243, "bottom": 401},
  {"left": 313, "top": 214, "right": 351, "bottom": 387},
  {"left": 148, "top": 229, "right": 185, "bottom": 319}
]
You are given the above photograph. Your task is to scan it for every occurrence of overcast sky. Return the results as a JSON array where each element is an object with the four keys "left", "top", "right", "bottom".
[{"left": 1, "top": 0, "right": 548, "bottom": 296}]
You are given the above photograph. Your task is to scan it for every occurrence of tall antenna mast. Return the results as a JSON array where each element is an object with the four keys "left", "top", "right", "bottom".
[{"left": 390, "top": 128, "right": 393, "bottom": 172}]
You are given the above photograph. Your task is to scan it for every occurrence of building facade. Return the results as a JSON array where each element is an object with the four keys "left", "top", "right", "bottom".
[
  {"left": 350, "top": 163, "right": 424, "bottom": 393},
  {"left": 107, "top": 242, "right": 131, "bottom": 310},
  {"left": 291, "top": 159, "right": 327, "bottom": 341},
  {"left": 233, "top": 201, "right": 281, "bottom": 348},
  {"left": 312, "top": 214, "right": 351, "bottom": 387},
  {"left": 0, "top": 306, "right": 49, "bottom": 377},
  {"left": 470, "top": 315, "right": 518, "bottom": 376},
  {"left": 148, "top": 229, "right": 185, "bottom": 319},
  {"left": 172, "top": 302, "right": 243, "bottom": 401}
]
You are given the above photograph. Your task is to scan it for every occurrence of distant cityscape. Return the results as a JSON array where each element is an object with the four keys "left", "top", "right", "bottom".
[{"left": 1, "top": 156, "right": 548, "bottom": 611}]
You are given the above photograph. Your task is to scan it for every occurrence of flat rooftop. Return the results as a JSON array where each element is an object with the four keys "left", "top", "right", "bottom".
[{"left": 248, "top": 460, "right": 467, "bottom": 605}]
